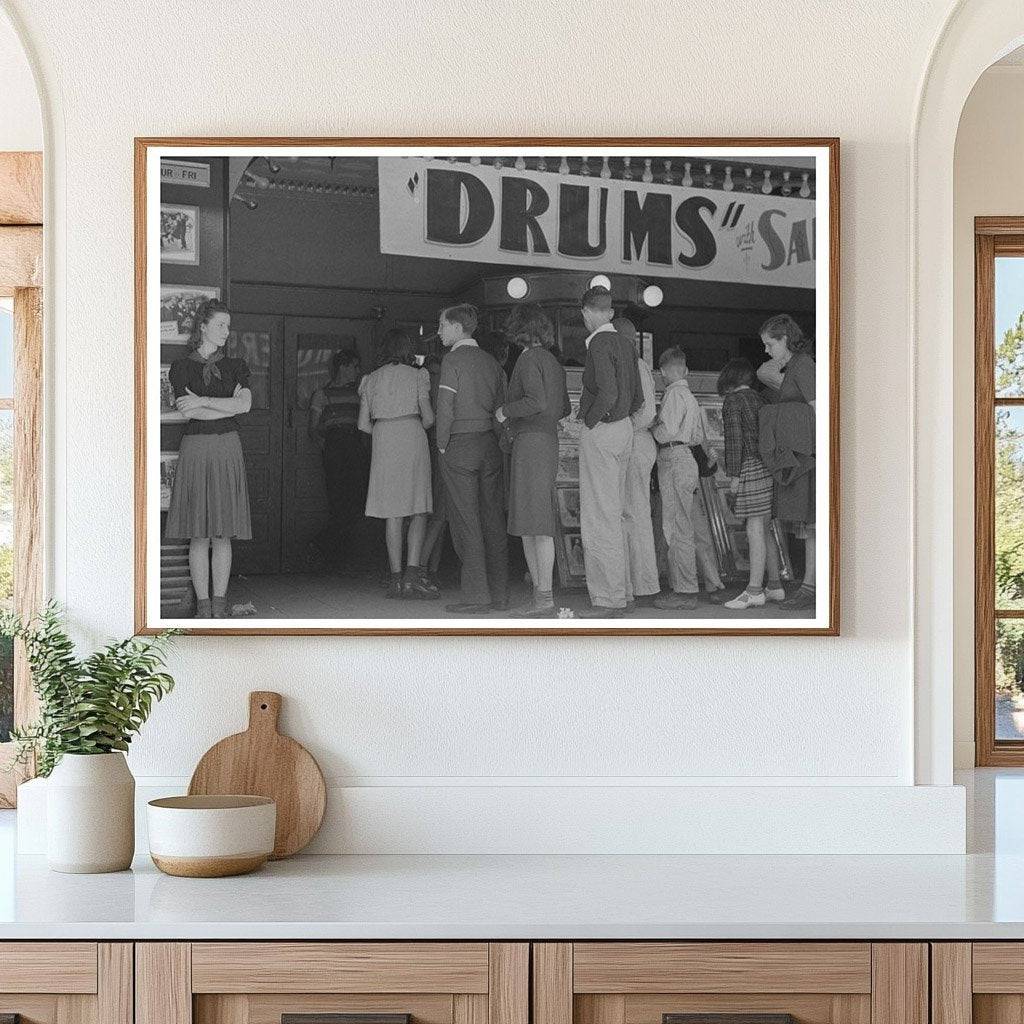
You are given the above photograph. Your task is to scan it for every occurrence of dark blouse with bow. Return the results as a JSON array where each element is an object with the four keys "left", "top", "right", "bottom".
[{"left": 169, "top": 355, "right": 251, "bottom": 435}]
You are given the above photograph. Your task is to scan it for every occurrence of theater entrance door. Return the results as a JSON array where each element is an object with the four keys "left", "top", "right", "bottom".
[
  {"left": 226, "top": 313, "right": 284, "bottom": 575},
  {"left": 281, "top": 316, "right": 371, "bottom": 572}
]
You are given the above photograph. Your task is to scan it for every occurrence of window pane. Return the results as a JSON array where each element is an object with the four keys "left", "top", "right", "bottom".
[
  {"left": 996, "top": 257, "right": 1024, "bottom": 397},
  {"left": 997, "top": 407, "right": 1024, "bottom": 609},
  {"left": 557, "top": 307, "right": 588, "bottom": 367},
  {"left": 226, "top": 330, "right": 270, "bottom": 409},
  {"left": 0, "top": 409, "right": 11, "bottom": 742},
  {"left": 997, "top": 620, "right": 1024, "bottom": 740}
]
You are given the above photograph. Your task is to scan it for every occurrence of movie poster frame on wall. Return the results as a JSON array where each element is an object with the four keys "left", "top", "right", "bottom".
[{"left": 134, "top": 137, "right": 840, "bottom": 637}]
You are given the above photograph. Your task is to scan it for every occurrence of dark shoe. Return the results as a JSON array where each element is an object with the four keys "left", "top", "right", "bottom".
[
  {"left": 782, "top": 588, "right": 816, "bottom": 610},
  {"left": 634, "top": 593, "right": 661, "bottom": 607},
  {"left": 624, "top": 600, "right": 636, "bottom": 613},
  {"left": 195, "top": 598, "right": 212, "bottom": 619},
  {"left": 490, "top": 598, "right": 511, "bottom": 612},
  {"left": 403, "top": 566, "right": 440, "bottom": 600},
  {"left": 577, "top": 604, "right": 628, "bottom": 619},
  {"left": 519, "top": 603, "right": 558, "bottom": 618},
  {"left": 211, "top": 596, "right": 228, "bottom": 618},
  {"left": 386, "top": 572, "right": 404, "bottom": 599},
  {"left": 704, "top": 588, "right": 729, "bottom": 605},
  {"left": 445, "top": 602, "right": 493, "bottom": 614},
  {"left": 653, "top": 591, "right": 698, "bottom": 610}
]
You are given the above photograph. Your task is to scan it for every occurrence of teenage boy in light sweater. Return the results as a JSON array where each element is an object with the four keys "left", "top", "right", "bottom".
[{"left": 576, "top": 286, "right": 643, "bottom": 618}]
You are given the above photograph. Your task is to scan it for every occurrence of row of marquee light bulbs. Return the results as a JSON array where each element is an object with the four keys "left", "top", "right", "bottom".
[
  {"left": 504, "top": 273, "right": 664, "bottom": 308},
  {"left": 233, "top": 155, "right": 815, "bottom": 203},
  {"left": 430, "top": 155, "right": 814, "bottom": 198}
]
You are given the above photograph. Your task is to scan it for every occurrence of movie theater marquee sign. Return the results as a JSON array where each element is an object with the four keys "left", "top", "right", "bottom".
[{"left": 378, "top": 156, "right": 817, "bottom": 289}]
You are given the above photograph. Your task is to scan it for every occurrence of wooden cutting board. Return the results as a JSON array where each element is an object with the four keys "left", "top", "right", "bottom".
[{"left": 188, "top": 691, "right": 326, "bottom": 859}]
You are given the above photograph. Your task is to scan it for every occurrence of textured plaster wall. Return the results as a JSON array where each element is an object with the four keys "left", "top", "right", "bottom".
[{"left": 0, "top": 0, "right": 958, "bottom": 794}]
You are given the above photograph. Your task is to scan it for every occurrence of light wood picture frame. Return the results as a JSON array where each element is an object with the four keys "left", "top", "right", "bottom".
[{"left": 135, "top": 137, "right": 840, "bottom": 636}]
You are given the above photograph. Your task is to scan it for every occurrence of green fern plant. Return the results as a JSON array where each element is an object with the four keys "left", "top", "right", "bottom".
[{"left": 0, "top": 602, "right": 178, "bottom": 777}]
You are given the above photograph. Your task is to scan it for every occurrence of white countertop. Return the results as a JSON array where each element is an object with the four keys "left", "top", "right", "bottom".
[
  {"left": 1, "top": 770, "right": 1021, "bottom": 941},
  {"left": 1, "top": 850, "right": 1024, "bottom": 940}
]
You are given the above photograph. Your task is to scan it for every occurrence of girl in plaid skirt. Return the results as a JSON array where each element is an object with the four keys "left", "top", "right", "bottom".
[{"left": 716, "top": 359, "right": 783, "bottom": 610}]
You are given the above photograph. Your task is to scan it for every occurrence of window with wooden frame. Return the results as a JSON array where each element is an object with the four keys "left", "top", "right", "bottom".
[
  {"left": 976, "top": 218, "right": 1024, "bottom": 765},
  {"left": 0, "top": 151, "right": 43, "bottom": 806}
]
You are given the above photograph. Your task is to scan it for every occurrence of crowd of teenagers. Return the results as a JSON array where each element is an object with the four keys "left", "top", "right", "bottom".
[{"left": 165, "top": 291, "right": 816, "bottom": 619}]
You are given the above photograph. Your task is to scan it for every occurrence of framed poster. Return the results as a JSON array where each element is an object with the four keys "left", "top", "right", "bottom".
[
  {"left": 135, "top": 137, "right": 839, "bottom": 635},
  {"left": 160, "top": 203, "right": 200, "bottom": 264},
  {"left": 160, "top": 284, "right": 220, "bottom": 342}
]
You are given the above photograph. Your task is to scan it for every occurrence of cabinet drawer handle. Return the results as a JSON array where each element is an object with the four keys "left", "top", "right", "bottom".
[
  {"left": 665, "top": 1016, "right": 797, "bottom": 1024},
  {"left": 283, "top": 1016, "right": 411, "bottom": 1024}
]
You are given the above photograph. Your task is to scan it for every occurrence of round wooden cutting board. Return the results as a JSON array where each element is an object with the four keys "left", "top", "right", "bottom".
[{"left": 188, "top": 691, "right": 326, "bottom": 859}]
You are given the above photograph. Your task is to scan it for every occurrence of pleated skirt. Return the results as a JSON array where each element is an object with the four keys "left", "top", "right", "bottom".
[
  {"left": 734, "top": 455, "right": 774, "bottom": 518},
  {"left": 165, "top": 431, "right": 252, "bottom": 540}
]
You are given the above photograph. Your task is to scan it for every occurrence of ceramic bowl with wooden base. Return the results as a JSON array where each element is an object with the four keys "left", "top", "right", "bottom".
[{"left": 147, "top": 795, "right": 276, "bottom": 877}]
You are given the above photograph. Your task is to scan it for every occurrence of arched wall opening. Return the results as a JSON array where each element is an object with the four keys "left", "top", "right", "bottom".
[
  {"left": 952, "top": 46, "right": 1024, "bottom": 768},
  {"left": 913, "top": 0, "right": 1024, "bottom": 784}
]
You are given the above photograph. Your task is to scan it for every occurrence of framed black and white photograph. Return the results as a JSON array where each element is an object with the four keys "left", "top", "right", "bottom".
[
  {"left": 160, "top": 284, "right": 220, "bottom": 342},
  {"left": 135, "top": 138, "right": 839, "bottom": 635},
  {"left": 160, "top": 203, "right": 199, "bottom": 264}
]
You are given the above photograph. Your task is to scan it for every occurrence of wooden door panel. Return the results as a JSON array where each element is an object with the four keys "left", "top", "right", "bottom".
[
  {"left": 574, "top": 994, "right": 872, "bottom": 1024},
  {"left": 621, "top": 993, "right": 844, "bottom": 1024},
  {"left": 454, "top": 994, "right": 489, "bottom": 1024},
  {"left": 195, "top": 993, "right": 456, "bottom": 1024},
  {"left": 228, "top": 314, "right": 284, "bottom": 574}
]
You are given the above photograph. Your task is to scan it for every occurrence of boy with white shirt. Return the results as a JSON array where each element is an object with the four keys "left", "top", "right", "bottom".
[{"left": 651, "top": 346, "right": 706, "bottom": 611}]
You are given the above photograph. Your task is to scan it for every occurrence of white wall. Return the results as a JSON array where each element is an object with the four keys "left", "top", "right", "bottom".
[
  {"left": 952, "top": 65, "right": 1024, "bottom": 768},
  {"left": 0, "top": 0, "right": 974, "bottom": 851},
  {"left": 0, "top": 7, "right": 39, "bottom": 151}
]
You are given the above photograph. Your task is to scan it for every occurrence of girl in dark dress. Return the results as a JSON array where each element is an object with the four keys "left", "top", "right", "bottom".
[
  {"left": 759, "top": 313, "right": 817, "bottom": 611},
  {"left": 165, "top": 300, "right": 253, "bottom": 619},
  {"left": 495, "top": 304, "right": 570, "bottom": 618}
]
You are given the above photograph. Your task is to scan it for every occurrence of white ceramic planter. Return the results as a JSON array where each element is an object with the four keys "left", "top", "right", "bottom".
[{"left": 46, "top": 752, "right": 135, "bottom": 873}]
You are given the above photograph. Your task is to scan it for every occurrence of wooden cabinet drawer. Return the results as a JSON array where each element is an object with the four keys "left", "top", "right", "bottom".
[
  {"left": 572, "top": 943, "right": 872, "bottom": 994},
  {"left": 191, "top": 943, "right": 491, "bottom": 993},
  {"left": 138, "top": 942, "right": 528, "bottom": 1024},
  {"left": 0, "top": 942, "right": 98, "bottom": 993},
  {"left": 535, "top": 943, "right": 926, "bottom": 1024},
  {"left": 0, "top": 942, "right": 130, "bottom": 1024}
]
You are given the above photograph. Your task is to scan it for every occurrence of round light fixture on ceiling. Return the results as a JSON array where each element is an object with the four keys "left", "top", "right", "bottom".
[
  {"left": 589, "top": 274, "right": 612, "bottom": 290},
  {"left": 506, "top": 276, "right": 529, "bottom": 300},
  {"left": 642, "top": 284, "right": 664, "bottom": 307}
]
